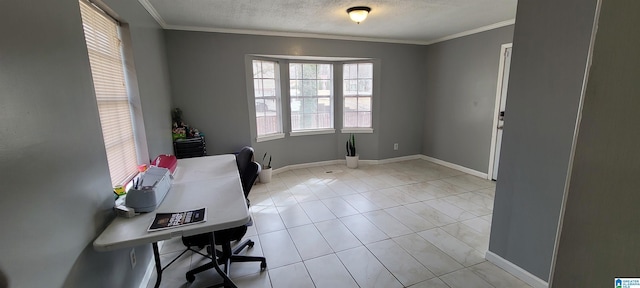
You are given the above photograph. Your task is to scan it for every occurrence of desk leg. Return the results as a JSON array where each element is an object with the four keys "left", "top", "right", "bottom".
[
  {"left": 207, "top": 233, "right": 237, "bottom": 288},
  {"left": 152, "top": 242, "right": 162, "bottom": 288}
]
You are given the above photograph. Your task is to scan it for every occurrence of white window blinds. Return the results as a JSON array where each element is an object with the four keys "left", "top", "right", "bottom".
[{"left": 80, "top": 1, "right": 139, "bottom": 186}]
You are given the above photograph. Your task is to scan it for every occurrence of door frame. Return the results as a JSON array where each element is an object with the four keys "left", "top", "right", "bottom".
[{"left": 487, "top": 43, "right": 513, "bottom": 180}]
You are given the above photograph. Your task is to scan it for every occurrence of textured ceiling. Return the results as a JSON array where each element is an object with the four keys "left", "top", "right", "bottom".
[{"left": 139, "top": 0, "right": 517, "bottom": 45}]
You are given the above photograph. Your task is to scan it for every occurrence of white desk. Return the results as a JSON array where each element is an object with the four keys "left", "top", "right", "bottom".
[{"left": 94, "top": 154, "right": 249, "bottom": 287}]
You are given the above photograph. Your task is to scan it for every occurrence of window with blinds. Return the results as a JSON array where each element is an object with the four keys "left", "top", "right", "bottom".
[{"left": 79, "top": 1, "right": 139, "bottom": 186}]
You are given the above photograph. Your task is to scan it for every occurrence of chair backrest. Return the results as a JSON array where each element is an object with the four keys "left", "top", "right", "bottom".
[
  {"left": 240, "top": 161, "right": 261, "bottom": 197},
  {"left": 236, "top": 146, "right": 254, "bottom": 175}
]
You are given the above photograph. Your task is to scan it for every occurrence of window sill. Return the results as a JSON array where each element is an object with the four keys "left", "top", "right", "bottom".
[
  {"left": 257, "top": 133, "right": 285, "bottom": 142},
  {"left": 341, "top": 128, "right": 374, "bottom": 134},
  {"left": 290, "top": 129, "right": 336, "bottom": 137}
]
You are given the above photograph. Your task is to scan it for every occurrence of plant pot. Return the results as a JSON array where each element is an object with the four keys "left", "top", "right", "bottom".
[
  {"left": 259, "top": 167, "right": 273, "bottom": 183},
  {"left": 346, "top": 155, "right": 359, "bottom": 169}
]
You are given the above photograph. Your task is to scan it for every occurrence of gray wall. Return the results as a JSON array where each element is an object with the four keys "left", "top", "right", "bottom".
[
  {"left": 552, "top": 0, "right": 640, "bottom": 286},
  {"left": 0, "top": 0, "right": 172, "bottom": 287},
  {"left": 164, "top": 31, "right": 425, "bottom": 168},
  {"left": 423, "top": 26, "right": 514, "bottom": 173},
  {"left": 488, "top": 0, "right": 598, "bottom": 281}
]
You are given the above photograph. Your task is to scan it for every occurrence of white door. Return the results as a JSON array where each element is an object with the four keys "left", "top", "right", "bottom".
[{"left": 491, "top": 46, "right": 512, "bottom": 180}]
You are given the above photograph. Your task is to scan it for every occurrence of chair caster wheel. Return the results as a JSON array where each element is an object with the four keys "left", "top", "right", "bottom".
[
  {"left": 186, "top": 273, "right": 195, "bottom": 283},
  {"left": 260, "top": 261, "right": 267, "bottom": 270},
  {"left": 248, "top": 241, "right": 255, "bottom": 248}
]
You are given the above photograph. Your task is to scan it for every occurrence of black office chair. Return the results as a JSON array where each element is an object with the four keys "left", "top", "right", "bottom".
[
  {"left": 236, "top": 146, "right": 254, "bottom": 176},
  {"left": 181, "top": 160, "right": 266, "bottom": 283}
]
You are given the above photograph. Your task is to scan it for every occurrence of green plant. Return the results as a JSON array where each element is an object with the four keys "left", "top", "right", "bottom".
[
  {"left": 262, "top": 152, "right": 272, "bottom": 169},
  {"left": 346, "top": 134, "right": 356, "bottom": 156}
]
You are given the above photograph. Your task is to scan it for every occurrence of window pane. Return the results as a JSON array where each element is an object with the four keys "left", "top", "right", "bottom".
[
  {"left": 344, "top": 112, "right": 358, "bottom": 128},
  {"left": 358, "top": 97, "right": 371, "bottom": 112},
  {"left": 344, "top": 97, "right": 358, "bottom": 111},
  {"left": 255, "top": 99, "right": 266, "bottom": 114},
  {"left": 290, "top": 62, "right": 333, "bottom": 131},
  {"left": 358, "top": 79, "right": 372, "bottom": 95},
  {"left": 358, "top": 63, "right": 373, "bottom": 78},
  {"left": 80, "top": 1, "right": 139, "bottom": 186},
  {"left": 344, "top": 80, "right": 358, "bottom": 95},
  {"left": 290, "top": 63, "right": 302, "bottom": 79},
  {"left": 303, "top": 98, "right": 317, "bottom": 113},
  {"left": 263, "top": 79, "right": 276, "bottom": 96},
  {"left": 254, "top": 79, "right": 263, "bottom": 97},
  {"left": 359, "top": 112, "right": 372, "bottom": 127},
  {"left": 318, "top": 80, "right": 331, "bottom": 96},
  {"left": 262, "top": 62, "right": 275, "bottom": 78},
  {"left": 302, "top": 64, "right": 317, "bottom": 79},
  {"left": 318, "top": 64, "right": 332, "bottom": 79},
  {"left": 290, "top": 80, "right": 301, "bottom": 96},
  {"left": 301, "top": 80, "right": 317, "bottom": 96},
  {"left": 345, "top": 64, "right": 358, "bottom": 79},
  {"left": 318, "top": 97, "right": 331, "bottom": 113},
  {"left": 252, "top": 60, "right": 282, "bottom": 137},
  {"left": 342, "top": 62, "right": 373, "bottom": 129}
]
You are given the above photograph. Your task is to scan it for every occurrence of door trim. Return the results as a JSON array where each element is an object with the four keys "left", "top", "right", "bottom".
[{"left": 487, "top": 43, "right": 513, "bottom": 180}]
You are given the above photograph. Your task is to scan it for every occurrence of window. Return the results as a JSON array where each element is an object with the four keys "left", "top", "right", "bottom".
[
  {"left": 289, "top": 63, "right": 333, "bottom": 132},
  {"left": 252, "top": 60, "right": 283, "bottom": 139},
  {"left": 80, "top": 1, "right": 139, "bottom": 186},
  {"left": 343, "top": 63, "right": 373, "bottom": 130}
]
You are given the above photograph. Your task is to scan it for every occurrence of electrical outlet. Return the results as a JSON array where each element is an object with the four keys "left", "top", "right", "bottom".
[
  {"left": 393, "top": 143, "right": 398, "bottom": 150},
  {"left": 130, "top": 248, "right": 137, "bottom": 269}
]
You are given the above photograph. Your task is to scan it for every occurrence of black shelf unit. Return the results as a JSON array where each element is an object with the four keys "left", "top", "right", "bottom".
[{"left": 173, "top": 136, "right": 207, "bottom": 159}]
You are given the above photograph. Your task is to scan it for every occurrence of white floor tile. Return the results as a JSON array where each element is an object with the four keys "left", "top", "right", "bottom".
[
  {"left": 407, "top": 277, "right": 451, "bottom": 288},
  {"left": 314, "top": 219, "right": 362, "bottom": 252},
  {"left": 339, "top": 214, "right": 389, "bottom": 244},
  {"left": 405, "top": 202, "right": 457, "bottom": 227},
  {"left": 269, "top": 262, "right": 315, "bottom": 288},
  {"left": 321, "top": 197, "right": 360, "bottom": 218},
  {"left": 276, "top": 204, "right": 312, "bottom": 228},
  {"left": 440, "top": 267, "right": 494, "bottom": 288},
  {"left": 304, "top": 254, "right": 359, "bottom": 288},
  {"left": 336, "top": 246, "right": 403, "bottom": 288},
  {"left": 469, "top": 261, "right": 532, "bottom": 288},
  {"left": 441, "top": 222, "right": 490, "bottom": 253},
  {"left": 299, "top": 200, "right": 336, "bottom": 222},
  {"left": 251, "top": 205, "right": 286, "bottom": 234},
  {"left": 341, "top": 194, "right": 381, "bottom": 213},
  {"left": 366, "top": 239, "right": 435, "bottom": 286},
  {"left": 393, "top": 234, "right": 464, "bottom": 276},
  {"left": 361, "top": 191, "right": 403, "bottom": 209},
  {"left": 384, "top": 206, "right": 437, "bottom": 232},
  {"left": 288, "top": 224, "right": 333, "bottom": 260},
  {"left": 362, "top": 210, "right": 413, "bottom": 237},
  {"left": 424, "top": 198, "right": 477, "bottom": 221},
  {"left": 418, "top": 228, "right": 485, "bottom": 267},
  {"left": 258, "top": 230, "right": 301, "bottom": 269}
]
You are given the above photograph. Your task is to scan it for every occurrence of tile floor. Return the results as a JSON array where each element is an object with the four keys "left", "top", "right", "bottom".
[{"left": 147, "top": 159, "right": 532, "bottom": 288}]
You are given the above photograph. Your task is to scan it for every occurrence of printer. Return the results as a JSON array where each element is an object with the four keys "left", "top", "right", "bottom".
[{"left": 125, "top": 166, "right": 172, "bottom": 212}]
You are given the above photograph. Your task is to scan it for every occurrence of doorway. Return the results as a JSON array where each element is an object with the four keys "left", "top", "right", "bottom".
[{"left": 488, "top": 43, "right": 512, "bottom": 181}]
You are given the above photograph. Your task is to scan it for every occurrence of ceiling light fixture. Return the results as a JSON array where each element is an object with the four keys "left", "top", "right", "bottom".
[{"left": 347, "top": 6, "right": 371, "bottom": 24}]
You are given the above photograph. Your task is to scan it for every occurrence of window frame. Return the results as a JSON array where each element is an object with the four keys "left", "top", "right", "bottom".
[
  {"left": 79, "top": 0, "right": 148, "bottom": 187},
  {"left": 341, "top": 61, "right": 374, "bottom": 133},
  {"left": 252, "top": 59, "right": 285, "bottom": 142},
  {"left": 288, "top": 61, "right": 336, "bottom": 136}
]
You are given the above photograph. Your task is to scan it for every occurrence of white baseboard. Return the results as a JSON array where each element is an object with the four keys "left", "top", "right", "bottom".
[
  {"left": 271, "top": 155, "right": 425, "bottom": 175},
  {"left": 485, "top": 251, "right": 549, "bottom": 288},
  {"left": 420, "top": 155, "right": 489, "bottom": 179}
]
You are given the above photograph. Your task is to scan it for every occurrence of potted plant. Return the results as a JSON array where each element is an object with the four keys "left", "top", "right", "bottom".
[
  {"left": 345, "top": 133, "right": 358, "bottom": 168},
  {"left": 259, "top": 152, "right": 273, "bottom": 183}
]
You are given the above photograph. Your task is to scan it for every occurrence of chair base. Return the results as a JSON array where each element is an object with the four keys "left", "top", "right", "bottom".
[{"left": 186, "top": 238, "right": 267, "bottom": 283}]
